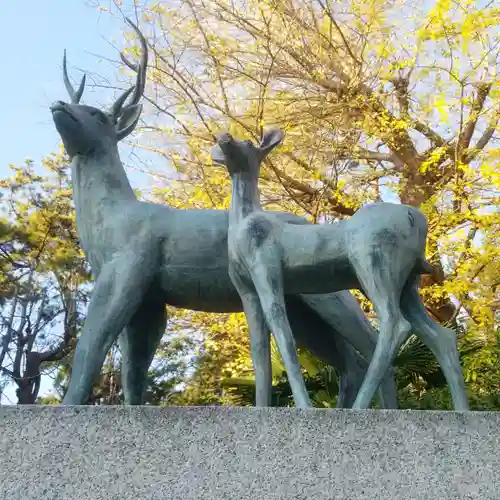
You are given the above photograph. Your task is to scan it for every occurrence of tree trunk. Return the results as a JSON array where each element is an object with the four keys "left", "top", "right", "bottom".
[{"left": 16, "top": 352, "right": 42, "bottom": 404}]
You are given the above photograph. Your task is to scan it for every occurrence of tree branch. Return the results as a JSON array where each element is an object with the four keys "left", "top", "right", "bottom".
[
  {"left": 0, "top": 293, "right": 18, "bottom": 369},
  {"left": 324, "top": 148, "right": 396, "bottom": 163},
  {"left": 390, "top": 75, "right": 447, "bottom": 148},
  {"left": 458, "top": 82, "right": 492, "bottom": 152},
  {"left": 464, "top": 104, "right": 500, "bottom": 162},
  {"left": 273, "top": 154, "right": 355, "bottom": 216},
  {"left": 40, "top": 288, "right": 78, "bottom": 363},
  {"left": 412, "top": 121, "right": 447, "bottom": 148}
]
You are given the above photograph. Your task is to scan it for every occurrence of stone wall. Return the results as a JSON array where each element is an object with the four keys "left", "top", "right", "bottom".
[{"left": 1, "top": 406, "right": 499, "bottom": 499}]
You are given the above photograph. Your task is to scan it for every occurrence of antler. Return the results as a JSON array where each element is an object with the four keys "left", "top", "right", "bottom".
[
  {"left": 62, "top": 50, "right": 86, "bottom": 104},
  {"left": 109, "top": 17, "right": 148, "bottom": 121}
]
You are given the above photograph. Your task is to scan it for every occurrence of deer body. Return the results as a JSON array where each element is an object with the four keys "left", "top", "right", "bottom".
[
  {"left": 71, "top": 149, "right": 294, "bottom": 312},
  {"left": 68, "top": 147, "right": 398, "bottom": 405},
  {"left": 52, "top": 19, "right": 398, "bottom": 407},
  {"left": 274, "top": 205, "right": 428, "bottom": 294},
  {"left": 215, "top": 130, "right": 469, "bottom": 410}
]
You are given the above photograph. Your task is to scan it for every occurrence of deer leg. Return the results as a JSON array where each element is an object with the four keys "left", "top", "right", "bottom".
[
  {"left": 300, "top": 294, "right": 378, "bottom": 362},
  {"left": 377, "top": 365, "right": 399, "bottom": 409},
  {"left": 62, "top": 245, "right": 159, "bottom": 405},
  {"left": 119, "top": 297, "right": 167, "bottom": 405},
  {"left": 351, "top": 260, "right": 412, "bottom": 409},
  {"left": 307, "top": 334, "right": 367, "bottom": 409},
  {"left": 247, "top": 257, "right": 311, "bottom": 408},
  {"left": 298, "top": 293, "right": 398, "bottom": 408},
  {"left": 285, "top": 295, "right": 357, "bottom": 408},
  {"left": 336, "top": 340, "right": 387, "bottom": 409},
  {"left": 401, "top": 276, "right": 469, "bottom": 410},
  {"left": 242, "top": 293, "right": 273, "bottom": 407},
  {"left": 336, "top": 340, "right": 398, "bottom": 409},
  {"left": 336, "top": 344, "right": 365, "bottom": 408},
  {"left": 229, "top": 266, "right": 272, "bottom": 406}
]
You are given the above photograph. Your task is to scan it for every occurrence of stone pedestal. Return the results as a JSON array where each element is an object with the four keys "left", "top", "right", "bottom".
[{"left": 1, "top": 406, "right": 499, "bottom": 499}]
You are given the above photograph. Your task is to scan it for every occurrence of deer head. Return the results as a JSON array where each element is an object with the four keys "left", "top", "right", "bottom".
[
  {"left": 50, "top": 18, "right": 148, "bottom": 158},
  {"left": 210, "top": 129, "right": 284, "bottom": 176}
]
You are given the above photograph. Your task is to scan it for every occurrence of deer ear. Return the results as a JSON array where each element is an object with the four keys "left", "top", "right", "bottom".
[
  {"left": 258, "top": 129, "right": 284, "bottom": 158},
  {"left": 210, "top": 144, "right": 227, "bottom": 165},
  {"left": 116, "top": 104, "right": 143, "bottom": 141}
]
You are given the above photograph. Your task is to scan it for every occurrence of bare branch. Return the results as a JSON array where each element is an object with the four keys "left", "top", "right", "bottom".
[
  {"left": 278, "top": 153, "right": 356, "bottom": 216},
  {"left": 185, "top": 0, "right": 231, "bottom": 115},
  {"left": 458, "top": 82, "right": 492, "bottom": 152},
  {"left": 412, "top": 121, "right": 447, "bottom": 148},
  {"left": 465, "top": 105, "right": 500, "bottom": 162},
  {"left": 323, "top": 148, "right": 396, "bottom": 163},
  {"left": 0, "top": 293, "right": 18, "bottom": 369},
  {"left": 315, "top": 0, "right": 363, "bottom": 66},
  {"left": 390, "top": 75, "right": 447, "bottom": 148},
  {"left": 40, "top": 285, "right": 78, "bottom": 363}
]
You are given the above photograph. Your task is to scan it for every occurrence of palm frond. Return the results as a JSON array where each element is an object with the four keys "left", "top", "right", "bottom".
[
  {"left": 311, "top": 389, "right": 337, "bottom": 408},
  {"left": 395, "top": 335, "right": 439, "bottom": 376}
]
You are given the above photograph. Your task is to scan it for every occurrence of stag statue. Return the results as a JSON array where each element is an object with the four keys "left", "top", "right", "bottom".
[
  {"left": 50, "top": 18, "right": 398, "bottom": 407},
  {"left": 212, "top": 129, "right": 469, "bottom": 410}
]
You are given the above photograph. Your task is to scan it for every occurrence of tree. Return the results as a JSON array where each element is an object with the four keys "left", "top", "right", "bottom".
[
  {"left": 167, "top": 310, "right": 249, "bottom": 405},
  {"left": 0, "top": 151, "right": 90, "bottom": 404},
  {"left": 88, "top": 0, "right": 500, "bottom": 407}
]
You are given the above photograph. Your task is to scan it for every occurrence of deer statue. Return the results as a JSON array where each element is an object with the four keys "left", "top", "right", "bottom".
[
  {"left": 212, "top": 129, "right": 469, "bottom": 410},
  {"left": 50, "top": 18, "right": 398, "bottom": 407}
]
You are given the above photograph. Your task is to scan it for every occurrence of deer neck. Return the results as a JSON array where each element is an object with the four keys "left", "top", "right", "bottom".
[
  {"left": 229, "top": 171, "right": 261, "bottom": 227},
  {"left": 71, "top": 146, "right": 137, "bottom": 239}
]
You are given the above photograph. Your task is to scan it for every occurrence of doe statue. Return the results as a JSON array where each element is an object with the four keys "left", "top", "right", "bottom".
[
  {"left": 51, "top": 18, "right": 398, "bottom": 407},
  {"left": 212, "top": 129, "right": 469, "bottom": 410}
]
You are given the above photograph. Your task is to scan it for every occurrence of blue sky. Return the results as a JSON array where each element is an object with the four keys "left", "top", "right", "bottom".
[{"left": 0, "top": 2, "right": 126, "bottom": 175}]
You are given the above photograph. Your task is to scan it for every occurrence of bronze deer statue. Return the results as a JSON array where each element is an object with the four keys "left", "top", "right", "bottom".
[{"left": 51, "top": 18, "right": 398, "bottom": 407}]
